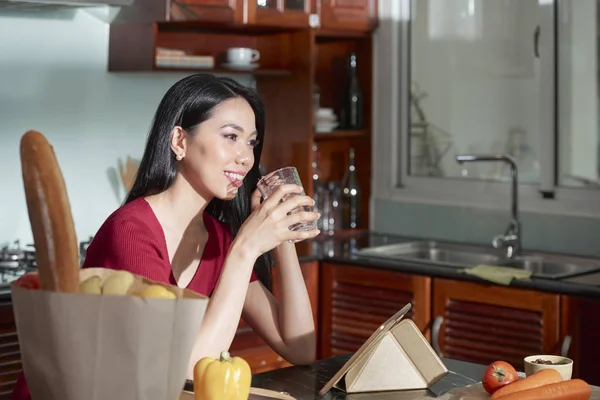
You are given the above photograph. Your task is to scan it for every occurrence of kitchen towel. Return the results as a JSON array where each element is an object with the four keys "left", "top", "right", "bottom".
[{"left": 461, "top": 264, "right": 533, "bottom": 285}]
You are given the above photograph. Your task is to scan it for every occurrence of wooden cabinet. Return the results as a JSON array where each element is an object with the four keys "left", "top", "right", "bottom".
[
  {"left": 169, "top": 0, "right": 245, "bottom": 23},
  {"left": 0, "top": 301, "right": 20, "bottom": 398},
  {"left": 249, "top": 0, "right": 318, "bottom": 28},
  {"left": 112, "top": 0, "right": 378, "bottom": 31},
  {"left": 561, "top": 295, "right": 600, "bottom": 385},
  {"left": 319, "top": 262, "right": 431, "bottom": 358},
  {"left": 431, "top": 278, "right": 560, "bottom": 371},
  {"left": 320, "top": 0, "right": 378, "bottom": 32},
  {"left": 111, "top": 0, "right": 246, "bottom": 24},
  {"left": 229, "top": 261, "right": 320, "bottom": 374}
]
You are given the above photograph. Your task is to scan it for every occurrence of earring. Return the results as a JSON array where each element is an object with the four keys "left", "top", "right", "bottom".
[{"left": 176, "top": 154, "right": 183, "bottom": 161}]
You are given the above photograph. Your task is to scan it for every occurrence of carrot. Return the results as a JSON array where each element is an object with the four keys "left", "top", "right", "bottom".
[
  {"left": 493, "top": 379, "right": 591, "bottom": 400},
  {"left": 490, "top": 368, "right": 562, "bottom": 399}
]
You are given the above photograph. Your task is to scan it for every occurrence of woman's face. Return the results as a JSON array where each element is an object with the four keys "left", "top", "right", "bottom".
[{"left": 178, "top": 97, "right": 258, "bottom": 201}]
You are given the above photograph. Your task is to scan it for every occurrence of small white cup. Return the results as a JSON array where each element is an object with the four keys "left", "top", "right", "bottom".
[
  {"left": 524, "top": 355, "right": 573, "bottom": 381},
  {"left": 226, "top": 47, "right": 260, "bottom": 65}
]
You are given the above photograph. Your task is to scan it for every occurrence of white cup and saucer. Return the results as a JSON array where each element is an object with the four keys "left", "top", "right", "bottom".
[{"left": 222, "top": 47, "right": 260, "bottom": 71}]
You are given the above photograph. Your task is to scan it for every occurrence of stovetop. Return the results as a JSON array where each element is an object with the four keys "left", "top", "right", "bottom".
[
  {"left": 0, "top": 236, "right": 94, "bottom": 285},
  {"left": 0, "top": 240, "right": 37, "bottom": 284}
]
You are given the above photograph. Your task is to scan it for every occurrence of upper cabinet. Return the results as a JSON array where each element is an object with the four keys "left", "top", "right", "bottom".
[
  {"left": 249, "top": 0, "right": 319, "bottom": 28},
  {"left": 112, "top": 0, "right": 245, "bottom": 24},
  {"left": 169, "top": 0, "right": 245, "bottom": 23},
  {"left": 319, "top": 0, "right": 377, "bottom": 32},
  {"left": 113, "top": 0, "right": 377, "bottom": 32}
]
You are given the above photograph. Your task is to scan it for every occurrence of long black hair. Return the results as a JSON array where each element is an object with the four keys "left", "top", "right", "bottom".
[{"left": 125, "top": 73, "right": 273, "bottom": 289}]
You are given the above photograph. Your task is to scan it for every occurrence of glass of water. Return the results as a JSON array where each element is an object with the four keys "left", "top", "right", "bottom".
[{"left": 257, "top": 166, "right": 318, "bottom": 232}]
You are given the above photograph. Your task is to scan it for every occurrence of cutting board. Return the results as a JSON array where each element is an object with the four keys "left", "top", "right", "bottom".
[{"left": 180, "top": 387, "right": 296, "bottom": 400}]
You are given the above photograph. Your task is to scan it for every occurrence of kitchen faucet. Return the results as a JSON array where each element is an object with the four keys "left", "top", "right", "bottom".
[{"left": 456, "top": 154, "right": 521, "bottom": 259}]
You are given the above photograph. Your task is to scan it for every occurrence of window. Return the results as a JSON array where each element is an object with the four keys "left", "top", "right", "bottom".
[{"left": 373, "top": 0, "right": 600, "bottom": 217}]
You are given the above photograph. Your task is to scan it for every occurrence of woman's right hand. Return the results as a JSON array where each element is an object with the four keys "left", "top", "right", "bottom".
[{"left": 233, "top": 184, "right": 321, "bottom": 260}]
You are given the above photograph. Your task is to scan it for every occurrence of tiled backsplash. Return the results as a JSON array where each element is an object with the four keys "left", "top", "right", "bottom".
[
  {"left": 0, "top": 9, "right": 252, "bottom": 245},
  {"left": 374, "top": 199, "right": 600, "bottom": 259}
]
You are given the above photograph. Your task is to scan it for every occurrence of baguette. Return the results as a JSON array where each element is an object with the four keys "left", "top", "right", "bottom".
[{"left": 20, "top": 130, "right": 80, "bottom": 293}]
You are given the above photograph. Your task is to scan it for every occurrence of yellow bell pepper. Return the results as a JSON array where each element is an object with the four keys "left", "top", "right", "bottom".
[{"left": 194, "top": 350, "right": 251, "bottom": 400}]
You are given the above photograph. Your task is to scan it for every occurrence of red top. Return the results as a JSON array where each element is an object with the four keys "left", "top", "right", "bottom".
[
  {"left": 82, "top": 197, "right": 258, "bottom": 294},
  {"left": 11, "top": 197, "right": 257, "bottom": 400}
]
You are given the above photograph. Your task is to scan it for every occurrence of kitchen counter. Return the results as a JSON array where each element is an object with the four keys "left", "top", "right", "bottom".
[
  {"left": 302, "top": 231, "right": 600, "bottom": 299},
  {"left": 251, "top": 354, "right": 484, "bottom": 399},
  {"left": 251, "top": 354, "right": 600, "bottom": 400}
]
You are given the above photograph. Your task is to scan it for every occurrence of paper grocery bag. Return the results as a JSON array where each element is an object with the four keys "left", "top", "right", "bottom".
[{"left": 11, "top": 268, "right": 209, "bottom": 400}]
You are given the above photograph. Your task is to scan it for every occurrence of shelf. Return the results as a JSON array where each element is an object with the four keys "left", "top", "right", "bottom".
[
  {"left": 316, "top": 29, "right": 372, "bottom": 41},
  {"left": 109, "top": 23, "right": 307, "bottom": 73},
  {"left": 157, "top": 21, "right": 304, "bottom": 36},
  {"left": 151, "top": 67, "right": 293, "bottom": 77},
  {"left": 314, "top": 129, "right": 368, "bottom": 141}
]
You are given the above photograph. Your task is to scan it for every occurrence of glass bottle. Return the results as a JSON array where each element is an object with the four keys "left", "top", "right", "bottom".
[
  {"left": 312, "top": 144, "right": 325, "bottom": 231},
  {"left": 340, "top": 52, "right": 364, "bottom": 129},
  {"left": 312, "top": 143, "right": 324, "bottom": 188},
  {"left": 341, "top": 148, "right": 361, "bottom": 229}
]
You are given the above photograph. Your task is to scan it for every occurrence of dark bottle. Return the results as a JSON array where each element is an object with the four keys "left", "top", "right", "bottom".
[
  {"left": 340, "top": 52, "right": 364, "bottom": 129},
  {"left": 341, "top": 148, "right": 361, "bottom": 229}
]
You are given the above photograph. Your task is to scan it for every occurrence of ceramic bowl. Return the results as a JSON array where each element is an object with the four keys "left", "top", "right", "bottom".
[{"left": 524, "top": 355, "right": 573, "bottom": 380}]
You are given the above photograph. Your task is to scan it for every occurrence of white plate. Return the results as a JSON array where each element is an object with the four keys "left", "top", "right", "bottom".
[
  {"left": 221, "top": 63, "right": 260, "bottom": 71},
  {"left": 315, "top": 124, "right": 339, "bottom": 133}
]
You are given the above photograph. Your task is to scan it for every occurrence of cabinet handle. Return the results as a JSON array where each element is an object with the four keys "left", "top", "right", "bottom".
[
  {"left": 431, "top": 316, "right": 444, "bottom": 358},
  {"left": 560, "top": 335, "right": 572, "bottom": 357},
  {"left": 533, "top": 25, "right": 540, "bottom": 58}
]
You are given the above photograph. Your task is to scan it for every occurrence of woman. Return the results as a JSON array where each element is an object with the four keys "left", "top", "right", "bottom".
[{"left": 11, "top": 74, "right": 320, "bottom": 399}]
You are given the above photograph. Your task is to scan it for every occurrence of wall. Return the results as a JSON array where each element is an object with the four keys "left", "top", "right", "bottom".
[
  {"left": 0, "top": 8, "right": 252, "bottom": 246},
  {"left": 373, "top": 198, "right": 600, "bottom": 258}
]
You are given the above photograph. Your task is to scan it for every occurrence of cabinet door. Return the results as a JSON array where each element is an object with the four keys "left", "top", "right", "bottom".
[
  {"left": 250, "top": 0, "right": 318, "bottom": 28},
  {"left": 320, "top": 262, "right": 431, "bottom": 359},
  {"left": 0, "top": 301, "right": 20, "bottom": 398},
  {"left": 229, "top": 261, "right": 319, "bottom": 373},
  {"left": 561, "top": 295, "right": 600, "bottom": 386},
  {"left": 169, "top": 0, "right": 245, "bottom": 23},
  {"left": 320, "top": 0, "right": 377, "bottom": 32},
  {"left": 432, "top": 279, "right": 560, "bottom": 370}
]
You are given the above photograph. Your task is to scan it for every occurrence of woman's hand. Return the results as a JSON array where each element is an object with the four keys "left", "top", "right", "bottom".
[{"left": 234, "top": 184, "right": 320, "bottom": 260}]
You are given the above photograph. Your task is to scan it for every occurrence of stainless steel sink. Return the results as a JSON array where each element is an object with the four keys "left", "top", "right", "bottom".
[
  {"left": 503, "top": 255, "right": 600, "bottom": 279},
  {"left": 356, "top": 241, "right": 600, "bottom": 279},
  {"left": 358, "top": 241, "right": 502, "bottom": 267}
]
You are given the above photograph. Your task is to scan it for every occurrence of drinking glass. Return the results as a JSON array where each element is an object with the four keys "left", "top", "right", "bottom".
[{"left": 257, "top": 166, "right": 318, "bottom": 232}]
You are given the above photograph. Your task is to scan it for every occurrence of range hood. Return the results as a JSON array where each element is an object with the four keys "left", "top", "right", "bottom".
[{"left": 0, "top": 0, "right": 133, "bottom": 10}]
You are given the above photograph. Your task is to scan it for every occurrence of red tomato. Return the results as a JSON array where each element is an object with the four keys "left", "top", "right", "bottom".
[
  {"left": 15, "top": 273, "right": 41, "bottom": 290},
  {"left": 482, "top": 361, "right": 518, "bottom": 395}
]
